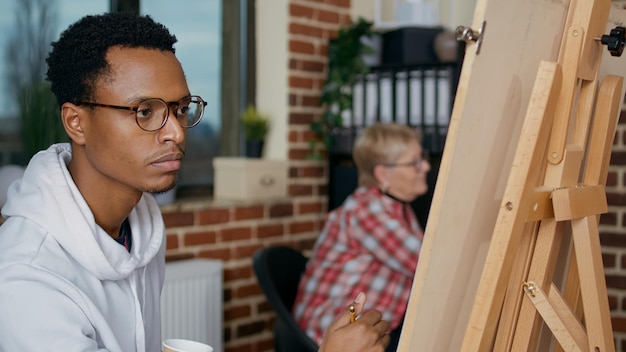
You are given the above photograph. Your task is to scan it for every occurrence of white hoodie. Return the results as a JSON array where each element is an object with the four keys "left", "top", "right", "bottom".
[{"left": 0, "top": 144, "right": 165, "bottom": 352}]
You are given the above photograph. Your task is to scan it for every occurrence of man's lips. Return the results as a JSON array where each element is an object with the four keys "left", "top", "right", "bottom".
[{"left": 151, "top": 154, "right": 183, "bottom": 172}]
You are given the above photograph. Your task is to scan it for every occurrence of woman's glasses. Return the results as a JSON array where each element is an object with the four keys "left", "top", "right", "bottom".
[{"left": 383, "top": 150, "right": 430, "bottom": 171}]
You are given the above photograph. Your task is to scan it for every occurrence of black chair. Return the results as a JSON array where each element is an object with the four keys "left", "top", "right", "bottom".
[{"left": 252, "top": 246, "right": 319, "bottom": 352}]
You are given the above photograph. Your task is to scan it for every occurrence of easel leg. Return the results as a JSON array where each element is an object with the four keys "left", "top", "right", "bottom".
[{"left": 572, "top": 216, "right": 614, "bottom": 351}]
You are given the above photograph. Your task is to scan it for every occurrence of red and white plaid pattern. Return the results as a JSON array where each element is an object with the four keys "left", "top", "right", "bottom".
[{"left": 293, "top": 186, "right": 423, "bottom": 344}]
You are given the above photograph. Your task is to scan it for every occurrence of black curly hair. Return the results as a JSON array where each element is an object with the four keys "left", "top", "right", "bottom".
[{"left": 46, "top": 12, "right": 178, "bottom": 107}]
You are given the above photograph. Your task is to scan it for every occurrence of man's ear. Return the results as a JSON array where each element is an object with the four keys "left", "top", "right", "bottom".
[{"left": 61, "top": 103, "right": 86, "bottom": 146}]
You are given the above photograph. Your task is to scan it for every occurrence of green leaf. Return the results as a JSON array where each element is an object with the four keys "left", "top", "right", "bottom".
[{"left": 308, "top": 17, "right": 376, "bottom": 157}]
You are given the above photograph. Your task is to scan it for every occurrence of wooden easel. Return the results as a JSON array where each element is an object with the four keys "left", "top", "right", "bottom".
[{"left": 460, "top": 0, "right": 623, "bottom": 350}]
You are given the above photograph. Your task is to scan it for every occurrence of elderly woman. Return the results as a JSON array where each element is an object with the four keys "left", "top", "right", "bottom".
[{"left": 293, "top": 122, "right": 430, "bottom": 351}]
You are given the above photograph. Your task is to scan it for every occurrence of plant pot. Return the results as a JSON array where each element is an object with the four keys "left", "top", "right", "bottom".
[{"left": 245, "top": 140, "right": 264, "bottom": 158}]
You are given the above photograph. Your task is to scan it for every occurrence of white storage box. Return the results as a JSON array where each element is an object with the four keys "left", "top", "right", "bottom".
[{"left": 213, "top": 157, "right": 288, "bottom": 201}]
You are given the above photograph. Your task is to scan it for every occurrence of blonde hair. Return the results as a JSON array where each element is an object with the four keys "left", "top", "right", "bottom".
[{"left": 352, "top": 123, "right": 422, "bottom": 187}]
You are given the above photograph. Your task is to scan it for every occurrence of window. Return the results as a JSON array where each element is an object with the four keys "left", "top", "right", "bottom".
[
  {"left": 141, "top": 0, "right": 223, "bottom": 187},
  {"left": 0, "top": 0, "right": 251, "bottom": 193},
  {"left": 0, "top": 0, "right": 108, "bottom": 165}
]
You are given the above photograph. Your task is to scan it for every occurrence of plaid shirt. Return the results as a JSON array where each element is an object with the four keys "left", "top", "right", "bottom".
[{"left": 293, "top": 186, "right": 423, "bottom": 344}]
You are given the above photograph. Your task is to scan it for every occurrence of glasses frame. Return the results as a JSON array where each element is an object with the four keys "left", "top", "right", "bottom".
[
  {"left": 78, "top": 95, "right": 207, "bottom": 132},
  {"left": 383, "top": 150, "right": 430, "bottom": 171}
]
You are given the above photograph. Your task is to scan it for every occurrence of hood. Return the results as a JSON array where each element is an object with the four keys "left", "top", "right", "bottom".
[{"left": 1, "top": 143, "right": 164, "bottom": 280}]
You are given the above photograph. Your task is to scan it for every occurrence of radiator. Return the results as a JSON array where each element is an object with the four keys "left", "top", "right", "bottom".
[{"left": 161, "top": 259, "right": 223, "bottom": 352}]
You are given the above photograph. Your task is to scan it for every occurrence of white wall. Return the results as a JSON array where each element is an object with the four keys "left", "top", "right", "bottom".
[
  {"left": 351, "top": 0, "right": 478, "bottom": 31},
  {"left": 255, "top": 0, "right": 289, "bottom": 160}
]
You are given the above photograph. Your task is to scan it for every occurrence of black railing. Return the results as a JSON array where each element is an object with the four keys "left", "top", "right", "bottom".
[{"left": 336, "top": 62, "right": 459, "bottom": 155}]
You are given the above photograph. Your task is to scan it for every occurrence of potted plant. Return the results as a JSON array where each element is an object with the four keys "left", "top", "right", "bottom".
[
  {"left": 19, "top": 81, "right": 67, "bottom": 162},
  {"left": 309, "top": 17, "right": 377, "bottom": 159},
  {"left": 241, "top": 105, "right": 270, "bottom": 158}
]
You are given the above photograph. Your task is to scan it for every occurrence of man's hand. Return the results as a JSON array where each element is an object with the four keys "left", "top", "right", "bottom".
[{"left": 318, "top": 292, "right": 390, "bottom": 352}]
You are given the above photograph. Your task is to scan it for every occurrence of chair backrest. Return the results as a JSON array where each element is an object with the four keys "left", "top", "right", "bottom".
[{"left": 252, "top": 246, "right": 318, "bottom": 352}]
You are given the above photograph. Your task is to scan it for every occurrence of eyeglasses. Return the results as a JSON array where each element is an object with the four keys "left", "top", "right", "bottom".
[
  {"left": 384, "top": 150, "right": 430, "bottom": 171},
  {"left": 78, "top": 95, "right": 207, "bottom": 132}
]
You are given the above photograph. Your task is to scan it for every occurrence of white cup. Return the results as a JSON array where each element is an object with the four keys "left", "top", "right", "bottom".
[{"left": 162, "top": 339, "right": 214, "bottom": 352}]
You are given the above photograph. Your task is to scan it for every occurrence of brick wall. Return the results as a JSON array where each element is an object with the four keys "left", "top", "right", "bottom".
[
  {"left": 2, "top": 1, "right": 619, "bottom": 351},
  {"left": 605, "top": 111, "right": 626, "bottom": 351},
  {"left": 158, "top": 1, "right": 626, "bottom": 351},
  {"left": 161, "top": 1, "right": 351, "bottom": 351},
  {"left": 603, "top": 4, "right": 626, "bottom": 351}
]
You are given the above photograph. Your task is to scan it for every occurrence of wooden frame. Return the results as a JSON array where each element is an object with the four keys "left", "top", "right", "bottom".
[{"left": 398, "top": 0, "right": 626, "bottom": 350}]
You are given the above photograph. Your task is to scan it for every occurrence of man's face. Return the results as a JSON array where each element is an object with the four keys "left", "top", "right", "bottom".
[{"left": 76, "top": 47, "right": 190, "bottom": 195}]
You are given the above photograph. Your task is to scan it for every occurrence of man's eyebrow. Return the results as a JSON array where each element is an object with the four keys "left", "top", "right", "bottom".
[{"left": 126, "top": 94, "right": 193, "bottom": 104}]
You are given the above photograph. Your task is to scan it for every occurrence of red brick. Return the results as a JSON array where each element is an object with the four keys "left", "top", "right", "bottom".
[
  {"left": 197, "top": 208, "right": 230, "bottom": 225},
  {"left": 297, "top": 237, "right": 318, "bottom": 251},
  {"left": 299, "top": 59, "right": 325, "bottom": 72},
  {"left": 198, "top": 247, "right": 231, "bottom": 261},
  {"left": 257, "top": 223, "right": 285, "bottom": 238},
  {"left": 289, "top": 220, "right": 316, "bottom": 233},
  {"left": 301, "top": 129, "right": 318, "bottom": 141},
  {"left": 329, "top": 0, "right": 351, "bottom": 9},
  {"left": 288, "top": 130, "right": 299, "bottom": 142},
  {"left": 165, "top": 252, "right": 194, "bottom": 262},
  {"left": 610, "top": 151, "right": 626, "bottom": 166},
  {"left": 292, "top": 165, "right": 325, "bottom": 178},
  {"left": 604, "top": 252, "right": 616, "bottom": 268},
  {"left": 298, "top": 201, "right": 323, "bottom": 214},
  {"left": 226, "top": 342, "right": 259, "bottom": 352},
  {"left": 325, "top": 28, "right": 339, "bottom": 40},
  {"left": 237, "top": 320, "right": 267, "bottom": 338},
  {"left": 257, "top": 337, "right": 275, "bottom": 351},
  {"left": 221, "top": 227, "right": 253, "bottom": 241},
  {"left": 289, "top": 93, "right": 298, "bottom": 106},
  {"left": 301, "top": 95, "right": 321, "bottom": 107},
  {"left": 289, "top": 112, "right": 315, "bottom": 124},
  {"left": 233, "top": 282, "right": 263, "bottom": 299},
  {"left": 234, "top": 205, "right": 264, "bottom": 220},
  {"left": 183, "top": 230, "right": 217, "bottom": 246},
  {"left": 317, "top": 9, "right": 340, "bottom": 24},
  {"left": 223, "top": 326, "right": 232, "bottom": 345},
  {"left": 599, "top": 211, "right": 617, "bottom": 225},
  {"left": 233, "top": 243, "right": 264, "bottom": 259},
  {"left": 338, "top": 12, "right": 352, "bottom": 26},
  {"left": 290, "top": 3, "right": 314, "bottom": 18},
  {"left": 289, "top": 75, "right": 314, "bottom": 89},
  {"left": 288, "top": 184, "right": 313, "bottom": 196},
  {"left": 606, "top": 274, "right": 626, "bottom": 289},
  {"left": 607, "top": 171, "right": 617, "bottom": 186},
  {"left": 269, "top": 203, "right": 294, "bottom": 217},
  {"left": 289, "top": 39, "right": 315, "bottom": 54},
  {"left": 314, "top": 77, "right": 327, "bottom": 89},
  {"left": 619, "top": 109, "right": 626, "bottom": 123},
  {"left": 612, "top": 316, "right": 626, "bottom": 332},
  {"left": 165, "top": 233, "right": 179, "bottom": 250},
  {"left": 608, "top": 192, "right": 626, "bottom": 206},
  {"left": 288, "top": 148, "right": 310, "bottom": 160},
  {"left": 290, "top": 23, "right": 324, "bottom": 38},
  {"left": 257, "top": 300, "right": 272, "bottom": 314},
  {"left": 162, "top": 211, "right": 194, "bottom": 227},
  {"left": 609, "top": 294, "right": 618, "bottom": 310},
  {"left": 224, "top": 304, "right": 252, "bottom": 321},
  {"left": 224, "top": 265, "right": 253, "bottom": 281},
  {"left": 317, "top": 183, "right": 328, "bottom": 196}
]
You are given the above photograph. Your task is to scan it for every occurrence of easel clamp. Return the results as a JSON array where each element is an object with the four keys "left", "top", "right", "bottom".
[{"left": 527, "top": 185, "right": 607, "bottom": 221}]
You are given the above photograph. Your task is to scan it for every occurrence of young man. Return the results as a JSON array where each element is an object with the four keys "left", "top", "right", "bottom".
[{"left": 0, "top": 12, "right": 389, "bottom": 351}]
